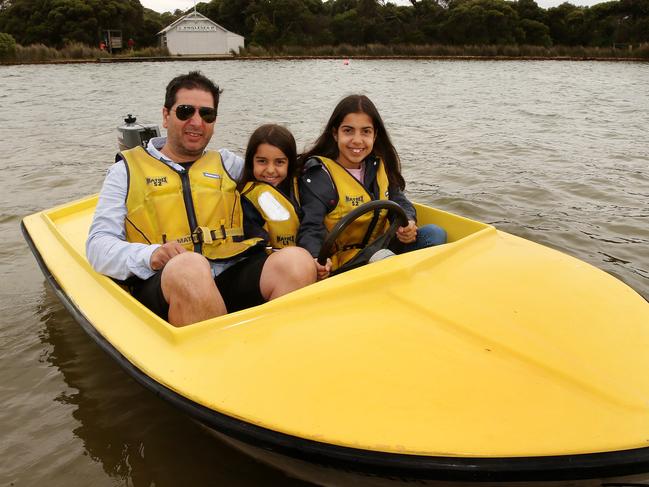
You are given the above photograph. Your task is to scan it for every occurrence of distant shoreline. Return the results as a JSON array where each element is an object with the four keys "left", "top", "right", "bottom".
[{"left": 2, "top": 54, "right": 648, "bottom": 66}]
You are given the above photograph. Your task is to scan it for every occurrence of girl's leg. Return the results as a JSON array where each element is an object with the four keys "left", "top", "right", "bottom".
[{"left": 403, "top": 224, "right": 447, "bottom": 252}]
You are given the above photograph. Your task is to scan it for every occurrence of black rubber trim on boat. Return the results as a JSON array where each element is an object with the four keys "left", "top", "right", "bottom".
[{"left": 21, "top": 220, "right": 649, "bottom": 483}]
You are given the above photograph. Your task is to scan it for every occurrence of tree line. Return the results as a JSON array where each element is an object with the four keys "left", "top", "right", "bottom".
[
  {"left": 0, "top": 0, "right": 647, "bottom": 51},
  {"left": 0, "top": 0, "right": 176, "bottom": 48}
]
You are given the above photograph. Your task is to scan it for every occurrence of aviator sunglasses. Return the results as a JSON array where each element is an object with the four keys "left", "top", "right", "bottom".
[{"left": 173, "top": 104, "right": 218, "bottom": 123}]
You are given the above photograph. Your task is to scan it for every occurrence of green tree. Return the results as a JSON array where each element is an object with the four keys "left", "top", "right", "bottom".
[
  {"left": 0, "top": 31, "right": 16, "bottom": 58},
  {"left": 517, "top": 0, "right": 546, "bottom": 22},
  {"left": 407, "top": 0, "right": 446, "bottom": 43},
  {"left": 216, "top": 0, "right": 255, "bottom": 36},
  {"left": 137, "top": 7, "right": 173, "bottom": 47},
  {"left": 289, "top": 0, "right": 334, "bottom": 45},
  {"left": 0, "top": 0, "right": 144, "bottom": 47},
  {"left": 580, "top": 0, "right": 649, "bottom": 45},
  {"left": 329, "top": 0, "right": 358, "bottom": 16},
  {"left": 520, "top": 18, "right": 552, "bottom": 44},
  {"left": 250, "top": 16, "right": 278, "bottom": 45},
  {"left": 584, "top": 1, "right": 621, "bottom": 45},
  {"left": 441, "top": 0, "right": 522, "bottom": 44},
  {"left": 358, "top": 0, "right": 379, "bottom": 18},
  {"left": 547, "top": 2, "right": 588, "bottom": 45},
  {"left": 376, "top": 3, "right": 414, "bottom": 44},
  {"left": 331, "top": 8, "right": 364, "bottom": 44},
  {"left": 1, "top": 0, "right": 646, "bottom": 53}
]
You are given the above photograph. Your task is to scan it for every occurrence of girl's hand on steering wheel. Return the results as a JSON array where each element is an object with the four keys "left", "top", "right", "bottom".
[
  {"left": 315, "top": 258, "right": 332, "bottom": 280},
  {"left": 396, "top": 220, "right": 417, "bottom": 244}
]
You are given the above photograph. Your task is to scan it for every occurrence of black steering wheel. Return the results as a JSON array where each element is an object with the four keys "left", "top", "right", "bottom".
[{"left": 317, "top": 200, "right": 409, "bottom": 275}]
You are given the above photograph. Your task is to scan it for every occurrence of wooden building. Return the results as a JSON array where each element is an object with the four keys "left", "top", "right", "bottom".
[{"left": 157, "top": 11, "right": 244, "bottom": 56}]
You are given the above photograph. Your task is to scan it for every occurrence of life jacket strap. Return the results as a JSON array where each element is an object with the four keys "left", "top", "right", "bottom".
[{"left": 181, "top": 226, "right": 245, "bottom": 245}]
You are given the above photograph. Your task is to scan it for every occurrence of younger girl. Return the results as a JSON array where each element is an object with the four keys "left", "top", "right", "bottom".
[
  {"left": 239, "top": 124, "right": 302, "bottom": 251},
  {"left": 297, "top": 95, "right": 446, "bottom": 278}
]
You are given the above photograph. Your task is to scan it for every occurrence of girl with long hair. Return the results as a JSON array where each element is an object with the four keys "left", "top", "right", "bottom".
[{"left": 298, "top": 95, "right": 446, "bottom": 279}]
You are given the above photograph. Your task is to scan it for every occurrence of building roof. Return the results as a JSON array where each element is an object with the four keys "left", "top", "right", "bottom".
[{"left": 157, "top": 11, "right": 234, "bottom": 36}]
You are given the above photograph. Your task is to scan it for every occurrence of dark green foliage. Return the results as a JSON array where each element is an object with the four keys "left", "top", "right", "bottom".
[
  {"left": 0, "top": 0, "right": 147, "bottom": 47},
  {"left": 547, "top": 3, "right": 585, "bottom": 45},
  {"left": 520, "top": 18, "right": 552, "bottom": 45},
  {"left": 0, "top": 0, "right": 648, "bottom": 53},
  {"left": 0, "top": 31, "right": 16, "bottom": 59},
  {"left": 191, "top": 0, "right": 649, "bottom": 48},
  {"left": 440, "top": 0, "right": 523, "bottom": 44}
]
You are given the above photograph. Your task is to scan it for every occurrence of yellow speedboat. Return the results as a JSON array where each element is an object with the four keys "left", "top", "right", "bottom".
[{"left": 22, "top": 195, "right": 649, "bottom": 486}]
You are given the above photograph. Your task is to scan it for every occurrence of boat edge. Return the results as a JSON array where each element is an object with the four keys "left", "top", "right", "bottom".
[{"left": 19, "top": 218, "right": 649, "bottom": 483}]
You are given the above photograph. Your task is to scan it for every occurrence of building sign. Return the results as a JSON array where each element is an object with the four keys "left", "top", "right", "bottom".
[{"left": 178, "top": 23, "right": 218, "bottom": 32}]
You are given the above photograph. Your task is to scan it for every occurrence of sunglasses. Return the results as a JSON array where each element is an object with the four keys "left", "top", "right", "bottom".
[{"left": 173, "top": 105, "right": 217, "bottom": 123}]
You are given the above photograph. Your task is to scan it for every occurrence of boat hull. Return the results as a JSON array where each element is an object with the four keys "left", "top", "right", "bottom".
[
  {"left": 206, "top": 428, "right": 649, "bottom": 487},
  {"left": 21, "top": 195, "right": 649, "bottom": 485}
]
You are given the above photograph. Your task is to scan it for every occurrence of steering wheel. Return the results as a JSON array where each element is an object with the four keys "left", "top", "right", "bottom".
[{"left": 317, "top": 200, "right": 408, "bottom": 275}]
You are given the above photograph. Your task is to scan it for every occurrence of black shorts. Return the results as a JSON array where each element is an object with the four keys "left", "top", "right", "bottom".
[{"left": 130, "top": 251, "right": 268, "bottom": 321}]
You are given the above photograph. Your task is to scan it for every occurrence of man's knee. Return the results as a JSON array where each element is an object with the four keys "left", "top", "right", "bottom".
[
  {"left": 161, "top": 252, "right": 213, "bottom": 296},
  {"left": 160, "top": 252, "right": 226, "bottom": 325}
]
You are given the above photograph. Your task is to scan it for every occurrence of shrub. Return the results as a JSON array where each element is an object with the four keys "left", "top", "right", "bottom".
[
  {"left": 634, "top": 43, "right": 649, "bottom": 59},
  {"left": 333, "top": 43, "right": 355, "bottom": 56},
  {"left": 501, "top": 44, "right": 520, "bottom": 56},
  {"left": 282, "top": 44, "right": 308, "bottom": 56},
  {"left": 519, "top": 44, "right": 550, "bottom": 57},
  {"left": 365, "top": 43, "right": 392, "bottom": 56},
  {"left": 0, "top": 32, "right": 17, "bottom": 60},
  {"left": 240, "top": 44, "right": 270, "bottom": 56},
  {"left": 127, "top": 46, "right": 169, "bottom": 57},
  {"left": 235, "top": 41, "right": 649, "bottom": 60},
  {"left": 60, "top": 42, "right": 104, "bottom": 59},
  {"left": 15, "top": 43, "right": 59, "bottom": 62}
]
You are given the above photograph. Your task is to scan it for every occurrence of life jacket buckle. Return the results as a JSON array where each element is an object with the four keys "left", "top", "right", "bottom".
[{"left": 192, "top": 226, "right": 213, "bottom": 245}]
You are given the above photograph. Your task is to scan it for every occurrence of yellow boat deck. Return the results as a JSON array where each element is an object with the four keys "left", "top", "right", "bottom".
[{"left": 23, "top": 195, "right": 649, "bottom": 458}]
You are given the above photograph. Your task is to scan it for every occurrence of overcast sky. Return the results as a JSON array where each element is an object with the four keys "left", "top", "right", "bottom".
[{"left": 140, "top": 0, "right": 603, "bottom": 14}]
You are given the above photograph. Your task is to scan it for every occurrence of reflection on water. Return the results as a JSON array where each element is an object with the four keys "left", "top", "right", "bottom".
[
  {"left": 1, "top": 60, "right": 648, "bottom": 486},
  {"left": 25, "top": 285, "right": 311, "bottom": 486}
]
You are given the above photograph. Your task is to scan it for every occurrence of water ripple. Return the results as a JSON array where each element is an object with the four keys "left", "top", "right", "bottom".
[{"left": 1, "top": 59, "right": 648, "bottom": 485}]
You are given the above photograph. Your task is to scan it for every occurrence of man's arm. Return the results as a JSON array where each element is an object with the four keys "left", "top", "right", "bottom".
[{"left": 86, "top": 161, "right": 160, "bottom": 281}]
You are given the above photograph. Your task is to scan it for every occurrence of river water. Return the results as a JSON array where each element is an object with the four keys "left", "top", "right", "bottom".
[{"left": 1, "top": 59, "right": 648, "bottom": 486}]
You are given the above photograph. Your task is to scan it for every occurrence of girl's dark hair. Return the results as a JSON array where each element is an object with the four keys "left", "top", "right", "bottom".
[
  {"left": 300, "top": 94, "right": 405, "bottom": 189},
  {"left": 240, "top": 124, "right": 297, "bottom": 194},
  {"left": 164, "top": 71, "right": 222, "bottom": 113}
]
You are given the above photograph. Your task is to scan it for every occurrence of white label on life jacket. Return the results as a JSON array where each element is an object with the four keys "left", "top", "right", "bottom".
[{"left": 258, "top": 191, "right": 290, "bottom": 221}]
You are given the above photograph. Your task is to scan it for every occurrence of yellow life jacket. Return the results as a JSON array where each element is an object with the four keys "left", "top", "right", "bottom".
[
  {"left": 318, "top": 156, "right": 390, "bottom": 270},
  {"left": 241, "top": 180, "right": 300, "bottom": 250},
  {"left": 122, "top": 146, "right": 262, "bottom": 260}
]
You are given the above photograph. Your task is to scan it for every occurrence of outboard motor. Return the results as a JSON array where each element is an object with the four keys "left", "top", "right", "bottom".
[{"left": 117, "top": 114, "right": 160, "bottom": 151}]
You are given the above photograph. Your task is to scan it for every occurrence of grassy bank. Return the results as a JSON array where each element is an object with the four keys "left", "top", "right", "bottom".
[
  {"left": 2, "top": 42, "right": 648, "bottom": 65},
  {"left": 3, "top": 42, "right": 169, "bottom": 63},
  {"left": 240, "top": 43, "right": 649, "bottom": 60}
]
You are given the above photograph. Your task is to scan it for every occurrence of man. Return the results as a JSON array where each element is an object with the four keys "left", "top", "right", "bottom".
[{"left": 87, "top": 71, "right": 316, "bottom": 326}]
